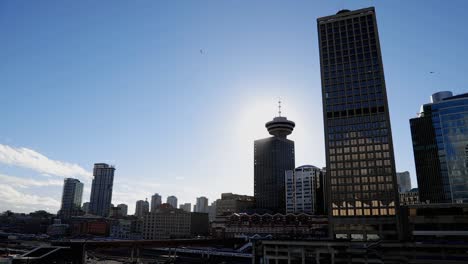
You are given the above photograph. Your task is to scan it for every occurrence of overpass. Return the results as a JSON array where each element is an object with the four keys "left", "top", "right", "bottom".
[{"left": 14, "top": 238, "right": 245, "bottom": 263}]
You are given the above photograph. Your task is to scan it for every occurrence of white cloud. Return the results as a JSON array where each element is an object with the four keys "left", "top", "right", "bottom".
[
  {"left": 0, "top": 184, "right": 60, "bottom": 212},
  {"left": 0, "top": 173, "right": 63, "bottom": 188},
  {"left": 0, "top": 144, "right": 91, "bottom": 180}
]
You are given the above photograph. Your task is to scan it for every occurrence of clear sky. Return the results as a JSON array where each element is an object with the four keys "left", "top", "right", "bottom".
[{"left": 1, "top": 0, "right": 467, "bottom": 214}]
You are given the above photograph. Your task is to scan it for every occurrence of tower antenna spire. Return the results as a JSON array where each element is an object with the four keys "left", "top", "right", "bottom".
[{"left": 278, "top": 99, "right": 282, "bottom": 117}]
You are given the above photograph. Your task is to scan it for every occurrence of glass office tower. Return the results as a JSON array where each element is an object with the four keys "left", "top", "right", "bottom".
[
  {"left": 411, "top": 91, "right": 468, "bottom": 204},
  {"left": 317, "top": 7, "right": 400, "bottom": 240}
]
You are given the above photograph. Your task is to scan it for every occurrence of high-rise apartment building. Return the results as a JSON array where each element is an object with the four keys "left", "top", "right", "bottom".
[
  {"left": 135, "top": 199, "right": 149, "bottom": 218},
  {"left": 179, "top": 203, "right": 191, "bottom": 212},
  {"left": 410, "top": 91, "right": 468, "bottom": 204},
  {"left": 117, "top": 203, "right": 128, "bottom": 216},
  {"left": 285, "top": 165, "right": 326, "bottom": 215},
  {"left": 318, "top": 7, "right": 400, "bottom": 240},
  {"left": 254, "top": 107, "right": 295, "bottom": 213},
  {"left": 167, "top": 195, "right": 178, "bottom": 209},
  {"left": 58, "top": 178, "right": 84, "bottom": 219},
  {"left": 396, "top": 171, "right": 412, "bottom": 193},
  {"left": 89, "top": 163, "right": 115, "bottom": 217},
  {"left": 151, "top": 193, "right": 162, "bottom": 212},
  {"left": 195, "top": 196, "right": 209, "bottom": 213}
]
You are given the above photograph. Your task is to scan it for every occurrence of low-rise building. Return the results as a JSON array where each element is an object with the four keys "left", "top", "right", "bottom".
[
  {"left": 212, "top": 213, "right": 328, "bottom": 239},
  {"left": 215, "top": 193, "right": 255, "bottom": 216},
  {"left": 401, "top": 203, "right": 468, "bottom": 241},
  {"left": 110, "top": 218, "right": 142, "bottom": 239},
  {"left": 142, "top": 208, "right": 191, "bottom": 240},
  {"left": 70, "top": 214, "right": 109, "bottom": 237}
]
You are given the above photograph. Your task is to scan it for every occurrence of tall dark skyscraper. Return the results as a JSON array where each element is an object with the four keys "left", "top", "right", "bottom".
[
  {"left": 58, "top": 178, "right": 83, "bottom": 220},
  {"left": 318, "top": 7, "right": 400, "bottom": 240},
  {"left": 254, "top": 105, "right": 295, "bottom": 213},
  {"left": 89, "top": 163, "right": 115, "bottom": 217},
  {"left": 410, "top": 91, "right": 468, "bottom": 204}
]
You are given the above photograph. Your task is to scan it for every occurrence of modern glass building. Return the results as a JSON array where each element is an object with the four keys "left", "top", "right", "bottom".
[
  {"left": 318, "top": 7, "right": 400, "bottom": 240},
  {"left": 58, "top": 178, "right": 83, "bottom": 220},
  {"left": 410, "top": 91, "right": 468, "bottom": 204},
  {"left": 254, "top": 113, "right": 295, "bottom": 213},
  {"left": 89, "top": 163, "right": 115, "bottom": 217}
]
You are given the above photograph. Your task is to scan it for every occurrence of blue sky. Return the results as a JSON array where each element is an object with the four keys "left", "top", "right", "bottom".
[{"left": 1, "top": 0, "right": 467, "bottom": 213}]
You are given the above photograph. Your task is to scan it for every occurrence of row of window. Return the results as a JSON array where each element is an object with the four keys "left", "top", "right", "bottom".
[
  {"left": 325, "top": 79, "right": 382, "bottom": 90},
  {"left": 322, "top": 45, "right": 378, "bottom": 59},
  {"left": 328, "top": 113, "right": 386, "bottom": 126},
  {"left": 321, "top": 15, "right": 373, "bottom": 28},
  {"left": 324, "top": 70, "right": 379, "bottom": 81},
  {"left": 330, "top": 159, "right": 392, "bottom": 169},
  {"left": 328, "top": 128, "right": 388, "bottom": 141},
  {"left": 329, "top": 122, "right": 387, "bottom": 133},
  {"left": 331, "top": 174, "right": 394, "bottom": 183},
  {"left": 323, "top": 61, "right": 379, "bottom": 73},
  {"left": 332, "top": 208, "right": 395, "bottom": 216}
]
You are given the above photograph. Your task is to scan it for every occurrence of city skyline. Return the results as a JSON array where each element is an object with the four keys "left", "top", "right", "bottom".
[{"left": 1, "top": 1, "right": 468, "bottom": 214}]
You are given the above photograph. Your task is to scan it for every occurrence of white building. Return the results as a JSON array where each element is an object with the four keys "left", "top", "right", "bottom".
[
  {"left": 151, "top": 193, "right": 162, "bottom": 212},
  {"left": 167, "top": 195, "right": 178, "bottom": 209},
  {"left": 397, "top": 171, "right": 412, "bottom": 193},
  {"left": 195, "top": 196, "right": 209, "bottom": 213},
  {"left": 285, "top": 165, "right": 324, "bottom": 214}
]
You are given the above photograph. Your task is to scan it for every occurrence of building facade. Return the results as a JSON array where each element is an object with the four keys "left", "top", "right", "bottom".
[
  {"left": 211, "top": 213, "right": 328, "bottom": 239},
  {"left": 254, "top": 111, "right": 295, "bottom": 213},
  {"left": 151, "top": 193, "right": 162, "bottom": 212},
  {"left": 142, "top": 208, "right": 191, "bottom": 240},
  {"left": 58, "top": 178, "right": 84, "bottom": 220},
  {"left": 167, "top": 196, "right": 178, "bottom": 209},
  {"left": 195, "top": 196, "right": 209, "bottom": 213},
  {"left": 396, "top": 171, "right": 412, "bottom": 193},
  {"left": 410, "top": 91, "right": 468, "bottom": 204},
  {"left": 135, "top": 199, "right": 149, "bottom": 218},
  {"left": 285, "top": 165, "right": 326, "bottom": 215},
  {"left": 179, "top": 203, "right": 191, "bottom": 212},
  {"left": 216, "top": 193, "right": 255, "bottom": 216},
  {"left": 89, "top": 163, "right": 115, "bottom": 217},
  {"left": 117, "top": 203, "right": 128, "bottom": 216},
  {"left": 399, "top": 188, "right": 420, "bottom": 206},
  {"left": 318, "top": 7, "right": 400, "bottom": 240}
]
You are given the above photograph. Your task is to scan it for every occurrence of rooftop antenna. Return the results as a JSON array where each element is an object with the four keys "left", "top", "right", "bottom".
[{"left": 278, "top": 99, "right": 282, "bottom": 117}]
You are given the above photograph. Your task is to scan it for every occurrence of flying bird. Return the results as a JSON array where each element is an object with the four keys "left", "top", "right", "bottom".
[
  {"left": 429, "top": 71, "right": 435, "bottom": 74},
  {"left": 200, "top": 49, "right": 204, "bottom": 54}
]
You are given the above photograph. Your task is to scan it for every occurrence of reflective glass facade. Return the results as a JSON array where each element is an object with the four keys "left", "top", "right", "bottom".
[
  {"left": 318, "top": 7, "right": 399, "bottom": 240},
  {"left": 433, "top": 95, "right": 468, "bottom": 203}
]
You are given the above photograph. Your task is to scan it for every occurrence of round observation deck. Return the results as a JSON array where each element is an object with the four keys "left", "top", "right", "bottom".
[{"left": 265, "top": 116, "right": 295, "bottom": 138}]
